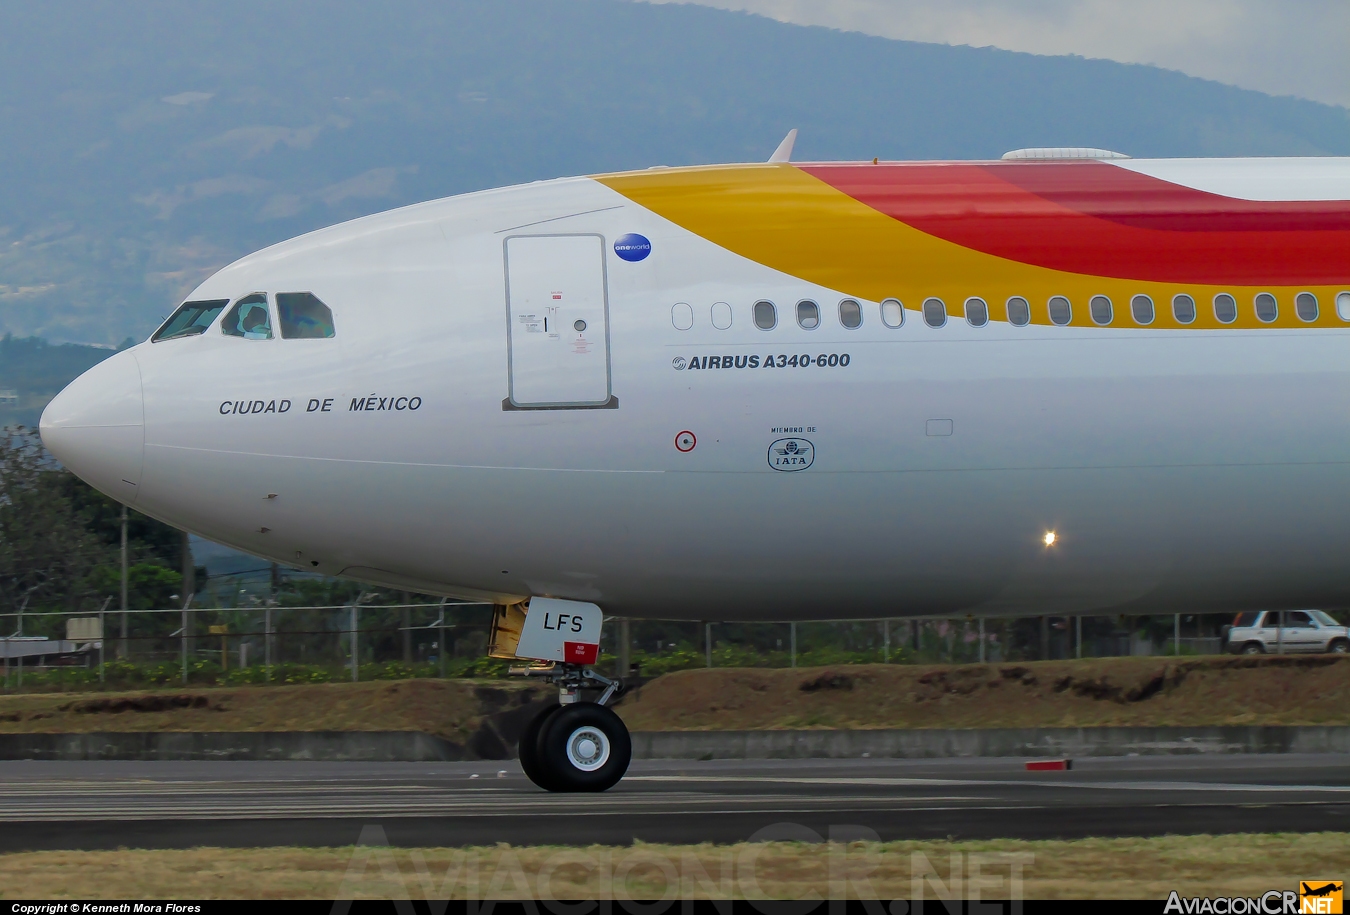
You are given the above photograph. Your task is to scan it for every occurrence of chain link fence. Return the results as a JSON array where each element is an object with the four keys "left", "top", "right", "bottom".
[{"left": 0, "top": 600, "right": 1278, "bottom": 693}]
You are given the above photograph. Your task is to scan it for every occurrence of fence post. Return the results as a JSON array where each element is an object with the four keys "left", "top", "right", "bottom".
[
  {"left": 883, "top": 619, "right": 889, "bottom": 663},
  {"left": 265, "top": 606, "right": 272, "bottom": 683},
  {"left": 350, "top": 603, "right": 359, "bottom": 682},
  {"left": 979, "top": 617, "right": 986, "bottom": 663},
  {"left": 1076, "top": 615, "right": 1083, "bottom": 660},
  {"left": 618, "top": 618, "right": 630, "bottom": 679},
  {"left": 120, "top": 504, "right": 128, "bottom": 660},
  {"left": 98, "top": 602, "right": 106, "bottom": 685},
  {"left": 790, "top": 622, "right": 796, "bottom": 668},
  {"left": 704, "top": 622, "right": 712, "bottom": 668},
  {"left": 1173, "top": 613, "right": 1180, "bottom": 656}
]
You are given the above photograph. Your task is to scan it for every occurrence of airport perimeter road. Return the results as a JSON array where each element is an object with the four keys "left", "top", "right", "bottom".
[{"left": 0, "top": 754, "right": 1346, "bottom": 851}]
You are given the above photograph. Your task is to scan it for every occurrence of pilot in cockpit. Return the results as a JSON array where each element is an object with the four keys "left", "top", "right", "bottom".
[{"left": 240, "top": 303, "right": 271, "bottom": 340}]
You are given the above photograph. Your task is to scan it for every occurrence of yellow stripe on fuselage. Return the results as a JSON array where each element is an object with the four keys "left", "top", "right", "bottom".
[{"left": 596, "top": 163, "right": 1347, "bottom": 330}]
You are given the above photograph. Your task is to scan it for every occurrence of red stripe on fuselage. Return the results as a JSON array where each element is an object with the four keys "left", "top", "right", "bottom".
[{"left": 800, "top": 161, "right": 1350, "bottom": 285}]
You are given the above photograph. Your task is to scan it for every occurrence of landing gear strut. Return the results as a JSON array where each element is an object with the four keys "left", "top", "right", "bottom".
[{"left": 512, "top": 663, "right": 631, "bottom": 792}]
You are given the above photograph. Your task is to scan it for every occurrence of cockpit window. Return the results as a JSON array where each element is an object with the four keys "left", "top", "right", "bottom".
[
  {"left": 221, "top": 294, "right": 273, "bottom": 339},
  {"left": 276, "top": 292, "right": 336, "bottom": 339},
  {"left": 152, "top": 299, "right": 229, "bottom": 342}
]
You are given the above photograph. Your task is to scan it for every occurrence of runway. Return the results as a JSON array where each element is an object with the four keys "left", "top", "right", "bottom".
[{"left": 0, "top": 754, "right": 1347, "bottom": 850}]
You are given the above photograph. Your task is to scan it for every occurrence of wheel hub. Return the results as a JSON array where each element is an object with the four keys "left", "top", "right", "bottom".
[{"left": 565, "top": 726, "right": 610, "bottom": 771}]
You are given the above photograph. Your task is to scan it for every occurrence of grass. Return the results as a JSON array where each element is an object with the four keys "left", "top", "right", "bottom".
[{"left": 0, "top": 833, "right": 1343, "bottom": 899}]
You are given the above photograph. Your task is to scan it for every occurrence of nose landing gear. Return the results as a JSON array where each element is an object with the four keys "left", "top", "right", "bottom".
[{"left": 512, "top": 663, "right": 631, "bottom": 792}]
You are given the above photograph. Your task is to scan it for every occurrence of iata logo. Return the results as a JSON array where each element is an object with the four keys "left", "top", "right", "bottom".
[
  {"left": 768, "top": 438, "right": 814, "bottom": 472},
  {"left": 672, "top": 356, "right": 687, "bottom": 371}
]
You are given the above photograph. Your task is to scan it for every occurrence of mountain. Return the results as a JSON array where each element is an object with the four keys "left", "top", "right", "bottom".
[
  {"left": 1, "top": 0, "right": 1348, "bottom": 345},
  {"left": 0, "top": 335, "right": 125, "bottom": 428}
]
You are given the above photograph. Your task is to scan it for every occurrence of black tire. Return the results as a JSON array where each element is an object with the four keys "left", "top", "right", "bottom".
[
  {"left": 1329, "top": 639, "right": 1350, "bottom": 655},
  {"left": 518, "top": 704, "right": 561, "bottom": 791},
  {"left": 536, "top": 703, "right": 632, "bottom": 793},
  {"left": 1241, "top": 642, "right": 1265, "bottom": 655}
]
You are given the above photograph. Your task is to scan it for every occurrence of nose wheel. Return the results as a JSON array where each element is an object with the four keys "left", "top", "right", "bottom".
[{"left": 512, "top": 664, "right": 632, "bottom": 792}]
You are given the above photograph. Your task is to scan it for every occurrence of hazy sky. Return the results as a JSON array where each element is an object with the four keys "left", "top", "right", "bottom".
[{"left": 641, "top": 0, "right": 1350, "bottom": 109}]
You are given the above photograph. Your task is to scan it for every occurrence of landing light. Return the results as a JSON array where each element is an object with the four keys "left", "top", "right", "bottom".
[{"left": 1043, "top": 531, "right": 1057, "bottom": 547}]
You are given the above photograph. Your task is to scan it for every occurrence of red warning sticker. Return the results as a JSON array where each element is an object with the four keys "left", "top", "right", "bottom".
[{"left": 564, "top": 641, "right": 599, "bottom": 665}]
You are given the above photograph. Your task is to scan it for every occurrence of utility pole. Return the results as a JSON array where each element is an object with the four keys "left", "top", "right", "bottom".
[
  {"left": 401, "top": 592, "right": 412, "bottom": 664},
  {"left": 119, "top": 504, "right": 128, "bottom": 660},
  {"left": 182, "top": 531, "right": 195, "bottom": 663},
  {"left": 437, "top": 598, "right": 447, "bottom": 679}
]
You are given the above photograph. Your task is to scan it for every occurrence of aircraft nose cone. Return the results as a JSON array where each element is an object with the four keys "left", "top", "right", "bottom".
[{"left": 39, "top": 349, "right": 144, "bottom": 504}]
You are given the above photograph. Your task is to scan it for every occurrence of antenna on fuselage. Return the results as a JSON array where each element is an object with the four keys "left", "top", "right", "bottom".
[{"left": 768, "top": 129, "right": 798, "bottom": 163}]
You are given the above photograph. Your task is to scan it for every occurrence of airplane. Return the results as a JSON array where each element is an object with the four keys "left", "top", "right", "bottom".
[{"left": 39, "top": 131, "right": 1350, "bottom": 791}]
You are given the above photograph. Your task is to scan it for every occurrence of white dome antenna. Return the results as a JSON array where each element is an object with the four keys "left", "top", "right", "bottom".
[{"left": 1002, "top": 147, "right": 1130, "bottom": 160}]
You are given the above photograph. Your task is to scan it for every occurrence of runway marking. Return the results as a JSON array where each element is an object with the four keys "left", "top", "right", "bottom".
[{"left": 626, "top": 775, "right": 1350, "bottom": 793}]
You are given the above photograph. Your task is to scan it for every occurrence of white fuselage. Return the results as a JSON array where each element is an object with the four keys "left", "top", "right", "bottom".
[{"left": 40, "top": 162, "right": 1350, "bottom": 620}]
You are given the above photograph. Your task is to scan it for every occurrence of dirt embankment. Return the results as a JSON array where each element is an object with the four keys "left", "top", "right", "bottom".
[
  {"left": 0, "top": 679, "right": 554, "bottom": 756},
  {"left": 612, "top": 654, "right": 1350, "bottom": 730},
  {"left": 1, "top": 655, "right": 1347, "bottom": 738}
]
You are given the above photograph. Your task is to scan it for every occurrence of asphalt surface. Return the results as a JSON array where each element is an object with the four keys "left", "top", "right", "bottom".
[{"left": 0, "top": 754, "right": 1347, "bottom": 850}]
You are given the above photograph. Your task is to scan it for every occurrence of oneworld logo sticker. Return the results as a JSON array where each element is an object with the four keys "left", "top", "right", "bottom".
[
  {"left": 768, "top": 438, "right": 814, "bottom": 472},
  {"left": 613, "top": 233, "right": 652, "bottom": 262}
]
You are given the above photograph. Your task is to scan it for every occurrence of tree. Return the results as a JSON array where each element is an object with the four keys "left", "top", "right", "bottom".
[{"left": 0, "top": 428, "right": 113, "bottom": 623}]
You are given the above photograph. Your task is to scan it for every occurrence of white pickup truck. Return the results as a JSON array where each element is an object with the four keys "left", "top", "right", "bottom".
[{"left": 1225, "top": 610, "right": 1350, "bottom": 655}]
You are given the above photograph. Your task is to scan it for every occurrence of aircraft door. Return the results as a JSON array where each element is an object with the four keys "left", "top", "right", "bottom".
[{"left": 504, "top": 234, "right": 612, "bottom": 408}]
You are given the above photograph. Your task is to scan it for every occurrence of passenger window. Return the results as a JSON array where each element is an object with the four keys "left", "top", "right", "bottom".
[
  {"left": 880, "top": 298, "right": 905, "bottom": 328},
  {"left": 1286, "top": 611, "right": 1312, "bottom": 627},
  {"left": 671, "top": 302, "right": 694, "bottom": 331},
  {"left": 1254, "top": 292, "right": 1278, "bottom": 323},
  {"left": 221, "top": 293, "right": 273, "bottom": 339},
  {"left": 965, "top": 297, "right": 988, "bottom": 327},
  {"left": 1089, "top": 295, "right": 1113, "bottom": 326},
  {"left": 1048, "top": 296, "right": 1071, "bottom": 326},
  {"left": 152, "top": 299, "right": 229, "bottom": 342},
  {"left": 796, "top": 300, "right": 820, "bottom": 330},
  {"left": 1214, "top": 293, "right": 1238, "bottom": 324},
  {"left": 838, "top": 299, "right": 862, "bottom": 329},
  {"left": 923, "top": 297, "right": 947, "bottom": 328},
  {"left": 1131, "top": 294, "right": 1155, "bottom": 325},
  {"left": 1232, "top": 612, "right": 1258, "bottom": 628},
  {"left": 711, "top": 301, "right": 733, "bottom": 330},
  {"left": 1172, "top": 294, "right": 1196, "bottom": 325},
  {"left": 1338, "top": 292, "right": 1350, "bottom": 321},
  {"left": 1295, "top": 292, "right": 1318, "bottom": 322},
  {"left": 276, "top": 292, "right": 336, "bottom": 339},
  {"left": 1006, "top": 296, "right": 1031, "bottom": 327},
  {"left": 753, "top": 300, "right": 777, "bottom": 330},
  {"left": 1262, "top": 611, "right": 1280, "bottom": 628}
]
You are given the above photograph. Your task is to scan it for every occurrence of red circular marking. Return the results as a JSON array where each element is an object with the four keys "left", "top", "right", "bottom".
[{"left": 675, "top": 431, "right": 697, "bottom": 452}]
